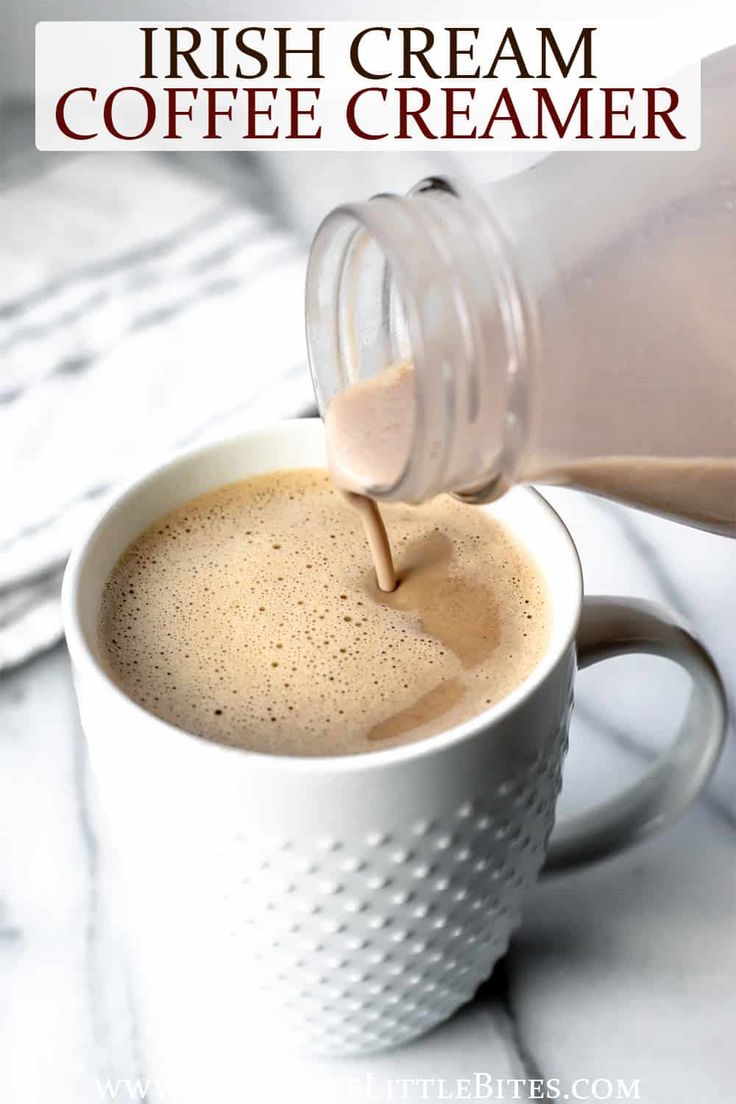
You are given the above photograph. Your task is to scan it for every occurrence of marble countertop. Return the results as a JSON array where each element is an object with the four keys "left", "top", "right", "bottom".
[{"left": 2, "top": 486, "right": 734, "bottom": 1104}]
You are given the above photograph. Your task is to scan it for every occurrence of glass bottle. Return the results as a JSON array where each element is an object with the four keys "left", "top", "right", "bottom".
[{"left": 306, "top": 47, "right": 736, "bottom": 535}]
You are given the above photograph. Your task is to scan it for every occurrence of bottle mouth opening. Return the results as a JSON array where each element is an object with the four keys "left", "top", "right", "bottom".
[
  {"left": 306, "top": 201, "right": 421, "bottom": 500},
  {"left": 306, "top": 178, "right": 527, "bottom": 504}
]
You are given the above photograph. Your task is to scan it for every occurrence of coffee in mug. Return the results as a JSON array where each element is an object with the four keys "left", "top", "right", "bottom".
[{"left": 98, "top": 468, "right": 550, "bottom": 756}]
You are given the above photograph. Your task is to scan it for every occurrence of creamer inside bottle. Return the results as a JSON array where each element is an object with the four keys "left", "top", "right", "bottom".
[{"left": 306, "top": 47, "right": 736, "bottom": 536}]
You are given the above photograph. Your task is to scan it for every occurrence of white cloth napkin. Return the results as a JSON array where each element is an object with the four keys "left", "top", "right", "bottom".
[{"left": 0, "top": 153, "right": 314, "bottom": 671}]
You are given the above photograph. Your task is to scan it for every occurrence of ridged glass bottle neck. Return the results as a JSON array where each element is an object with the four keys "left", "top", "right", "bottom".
[{"left": 306, "top": 177, "right": 532, "bottom": 503}]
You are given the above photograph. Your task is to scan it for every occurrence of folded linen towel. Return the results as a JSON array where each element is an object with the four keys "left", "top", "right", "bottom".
[{"left": 0, "top": 153, "right": 314, "bottom": 671}]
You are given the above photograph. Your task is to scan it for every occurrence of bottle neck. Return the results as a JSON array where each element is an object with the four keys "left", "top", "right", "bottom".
[{"left": 306, "top": 177, "right": 533, "bottom": 503}]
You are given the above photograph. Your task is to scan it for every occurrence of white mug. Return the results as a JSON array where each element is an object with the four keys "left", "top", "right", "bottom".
[{"left": 62, "top": 419, "right": 726, "bottom": 1057}]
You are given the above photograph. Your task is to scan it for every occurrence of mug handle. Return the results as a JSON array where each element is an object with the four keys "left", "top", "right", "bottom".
[{"left": 543, "top": 596, "right": 727, "bottom": 873}]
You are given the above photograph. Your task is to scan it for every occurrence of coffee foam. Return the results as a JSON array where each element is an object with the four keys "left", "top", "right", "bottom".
[{"left": 98, "top": 469, "right": 550, "bottom": 757}]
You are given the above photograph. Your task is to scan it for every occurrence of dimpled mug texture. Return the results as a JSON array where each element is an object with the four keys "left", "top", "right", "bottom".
[{"left": 213, "top": 713, "right": 569, "bottom": 1055}]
